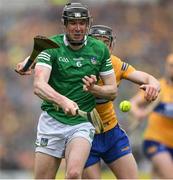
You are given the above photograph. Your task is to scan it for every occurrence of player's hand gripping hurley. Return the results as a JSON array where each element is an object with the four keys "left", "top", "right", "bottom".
[
  {"left": 15, "top": 35, "right": 59, "bottom": 75},
  {"left": 55, "top": 104, "right": 104, "bottom": 133},
  {"left": 76, "top": 108, "right": 104, "bottom": 133}
]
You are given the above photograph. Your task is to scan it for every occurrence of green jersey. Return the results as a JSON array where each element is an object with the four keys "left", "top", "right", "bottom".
[{"left": 36, "top": 34, "right": 114, "bottom": 125}]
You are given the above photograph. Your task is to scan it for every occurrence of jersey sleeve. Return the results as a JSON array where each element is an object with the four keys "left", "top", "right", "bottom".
[
  {"left": 110, "top": 55, "right": 136, "bottom": 81},
  {"left": 99, "top": 45, "right": 114, "bottom": 76},
  {"left": 120, "top": 60, "right": 136, "bottom": 79},
  {"left": 35, "top": 49, "right": 55, "bottom": 69},
  {"left": 111, "top": 55, "right": 122, "bottom": 77}
]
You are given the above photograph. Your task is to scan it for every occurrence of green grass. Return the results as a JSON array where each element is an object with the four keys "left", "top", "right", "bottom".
[
  {"left": 102, "top": 170, "right": 150, "bottom": 179},
  {"left": 55, "top": 169, "right": 151, "bottom": 179}
]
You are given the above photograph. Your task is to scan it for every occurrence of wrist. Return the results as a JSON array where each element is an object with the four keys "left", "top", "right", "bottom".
[{"left": 54, "top": 94, "right": 66, "bottom": 107}]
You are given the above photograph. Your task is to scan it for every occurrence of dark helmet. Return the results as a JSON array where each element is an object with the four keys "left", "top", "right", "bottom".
[
  {"left": 62, "top": 3, "right": 91, "bottom": 25},
  {"left": 89, "top": 25, "right": 115, "bottom": 46},
  {"left": 61, "top": 3, "right": 92, "bottom": 46}
]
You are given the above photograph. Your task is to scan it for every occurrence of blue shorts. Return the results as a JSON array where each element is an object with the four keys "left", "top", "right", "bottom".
[
  {"left": 85, "top": 124, "right": 132, "bottom": 168},
  {"left": 143, "top": 140, "right": 173, "bottom": 159}
]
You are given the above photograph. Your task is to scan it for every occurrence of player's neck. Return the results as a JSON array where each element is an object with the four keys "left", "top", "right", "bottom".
[
  {"left": 65, "top": 34, "right": 87, "bottom": 50},
  {"left": 69, "top": 44, "right": 84, "bottom": 50}
]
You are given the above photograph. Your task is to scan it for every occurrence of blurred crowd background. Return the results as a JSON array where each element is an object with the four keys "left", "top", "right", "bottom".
[{"left": 0, "top": 0, "right": 173, "bottom": 178}]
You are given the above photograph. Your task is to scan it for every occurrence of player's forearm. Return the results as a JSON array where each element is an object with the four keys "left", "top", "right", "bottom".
[
  {"left": 33, "top": 81, "right": 65, "bottom": 106},
  {"left": 147, "top": 75, "right": 160, "bottom": 91},
  {"left": 137, "top": 72, "right": 160, "bottom": 91},
  {"left": 127, "top": 71, "right": 160, "bottom": 91},
  {"left": 88, "top": 84, "right": 117, "bottom": 100}
]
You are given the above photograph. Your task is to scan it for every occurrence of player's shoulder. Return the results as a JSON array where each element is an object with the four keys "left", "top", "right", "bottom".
[
  {"left": 40, "top": 34, "right": 63, "bottom": 56},
  {"left": 87, "top": 36, "right": 108, "bottom": 50},
  {"left": 111, "top": 54, "right": 122, "bottom": 62},
  {"left": 49, "top": 34, "right": 64, "bottom": 44},
  {"left": 111, "top": 54, "right": 123, "bottom": 65}
]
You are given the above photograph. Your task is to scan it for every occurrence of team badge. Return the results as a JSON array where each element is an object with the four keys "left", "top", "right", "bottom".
[
  {"left": 40, "top": 138, "right": 48, "bottom": 147},
  {"left": 90, "top": 57, "right": 97, "bottom": 65}
]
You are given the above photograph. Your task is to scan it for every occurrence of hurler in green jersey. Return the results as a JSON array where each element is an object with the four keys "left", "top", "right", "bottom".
[
  {"left": 36, "top": 34, "right": 114, "bottom": 125},
  {"left": 16, "top": 2, "right": 117, "bottom": 179}
]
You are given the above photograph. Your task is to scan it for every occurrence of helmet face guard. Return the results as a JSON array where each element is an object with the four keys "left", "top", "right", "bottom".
[
  {"left": 62, "top": 3, "right": 92, "bottom": 46},
  {"left": 89, "top": 25, "right": 115, "bottom": 48}
]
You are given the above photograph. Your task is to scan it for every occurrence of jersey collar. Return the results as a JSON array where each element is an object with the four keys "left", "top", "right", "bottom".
[{"left": 63, "top": 35, "right": 88, "bottom": 46}]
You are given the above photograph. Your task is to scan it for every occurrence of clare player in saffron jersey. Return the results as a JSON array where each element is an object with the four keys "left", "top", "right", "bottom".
[
  {"left": 131, "top": 53, "right": 173, "bottom": 179},
  {"left": 82, "top": 25, "right": 160, "bottom": 179}
]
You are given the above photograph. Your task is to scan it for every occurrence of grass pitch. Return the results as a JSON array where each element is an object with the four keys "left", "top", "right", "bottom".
[{"left": 56, "top": 169, "right": 150, "bottom": 179}]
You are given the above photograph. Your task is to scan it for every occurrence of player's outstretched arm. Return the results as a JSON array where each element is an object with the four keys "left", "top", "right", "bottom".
[
  {"left": 33, "top": 65, "right": 79, "bottom": 116},
  {"left": 130, "top": 90, "right": 160, "bottom": 120},
  {"left": 126, "top": 70, "right": 160, "bottom": 102},
  {"left": 82, "top": 73, "right": 117, "bottom": 101}
]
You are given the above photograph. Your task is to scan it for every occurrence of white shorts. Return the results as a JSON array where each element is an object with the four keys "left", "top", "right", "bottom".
[{"left": 35, "top": 111, "right": 95, "bottom": 158}]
